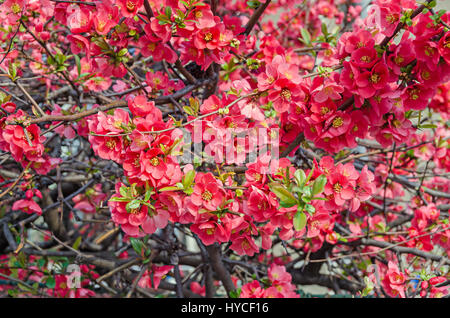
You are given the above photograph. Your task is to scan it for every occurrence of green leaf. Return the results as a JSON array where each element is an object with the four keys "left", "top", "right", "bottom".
[
  {"left": 117, "top": 48, "right": 128, "bottom": 57},
  {"left": 8, "top": 63, "right": 17, "bottom": 80},
  {"left": 109, "top": 197, "right": 129, "bottom": 202},
  {"left": 300, "top": 28, "right": 312, "bottom": 46},
  {"left": 72, "top": 236, "right": 82, "bottom": 250},
  {"left": 294, "top": 169, "right": 307, "bottom": 187},
  {"left": 144, "top": 189, "right": 152, "bottom": 202},
  {"left": 45, "top": 276, "right": 56, "bottom": 289},
  {"left": 126, "top": 200, "right": 140, "bottom": 211},
  {"left": 279, "top": 200, "right": 297, "bottom": 208},
  {"left": 247, "top": 0, "right": 261, "bottom": 8},
  {"left": 183, "top": 106, "right": 194, "bottom": 116},
  {"left": 269, "top": 183, "right": 297, "bottom": 206},
  {"left": 182, "top": 169, "right": 195, "bottom": 188},
  {"left": 321, "top": 23, "right": 328, "bottom": 36},
  {"left": 130, "top": 237, "right": 145, "bottom": 256},
  {"left": 418, "top": 124, "right": 437, "bottom": 129},
  {"left": 304, "top": 204, "right": 315, "bottom": 215},
  {"left": 165, "top": 6, "right": 172, "bottom": 17},
  {"left": 293, "top": 211, "right": 307, "bottom": 231},
  {"left": 158, "top": 186, "right": 180, "bottom": 192},
  {"left": 305, "top": 166, "right": 315, "bottom": 184},
  {"left": 361, "top": 277, "right": 374, "bottom": 297},
  {"left": 74, "top": 54, "right": 81, "bottom": 76},
  {"left": 229, "top": 288, "right": 241, "bottom": 298},
  {"left": 301, "top": 186, "right": 312, "bottom": 198},
  {"left": 119, "top": 186, "right": 128, "bottom": 198},
  {"left": 311, "top": 196, "right": 328, "bottom": 201},
  {"left": 312, "top": 175, "right": 327, "bottom": 196}
]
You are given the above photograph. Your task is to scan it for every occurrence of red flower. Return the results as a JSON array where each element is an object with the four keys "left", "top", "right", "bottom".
[
  {"left": 138, "top": 265, "right": 173, "bottom": 290},
  {"left": 354, "top": 61, "right": 389, "bottom": 98},
  {"left": 129, "top": 95, "right": 157, "bottom": 117},
  {"left": 118, "top": 0, "right": 143, "bottom": 18},
  {"left": 67, "top": 34, "right": 90, "bottom": 57},
  {"left": 401, "top": 83, "right": 435, "bottom": 111},
  {"left": 350, "top": 46, "right": 379, "bottom": 69},
  {"left": 382, "top": 261, "right": 406, "bottom": 298},
  {"left": 190, "top": 172, "right": 225, "bottom": 211},
  {"left": 438, "top": 31, "right": 450, "bottom": 65},
  {"left": 12, "top": 199, "right": 42, "bottom": 215}
]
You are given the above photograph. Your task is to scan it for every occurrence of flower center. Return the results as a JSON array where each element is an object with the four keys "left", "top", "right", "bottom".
[
  {"left": 126, "top": 1, "right": 136, "bottom": 12},
  {"left": 202, "top": 190, "right": 212, "bottom": 201},
  {"left": 106, "top": 139, "right": 116, "bottom": 150},
  {"left": 280, "top": 88, "right": 291, "bottom": 101},
  {"left": 195, "top": 11, "right": 203, "bottom": 18},
  {"left": 394, "top": 56, "right": 404, "bottom": 65},
  {"left": 386, "top": 14, "right": 398, "bottom": 24},
  {"left": 360, "top": 55, "right": 371, "bottom": 63},
  {"left": 392, "top": 119, "right": 402, "bottom": 128},
  {"left": 11, "top": 3, "right": 21, "bottom": 14},
  {"left": 425, "top": 46, "right": 435, "bottom": 57},
  {"left": 370, "top": 73, "right": 380, "bottom": 83},
  {"left": 333, "top": 183, "right": 342, "bottom": 193},
  {"left": 320, "top": 106, "right": 330, "bottom": 115},
  {"left": 409, "top": 88, "right": 420, "bottom": 100},
  {"left": 129, "top": 208, "right": 140, "bottom": 215},
  {"left": 150, "top": 157, "right": 160, "bottom": 166},
  {"left": 332, "top": 117, "right": 343, "bottom": 128},
  {"left": 421, "top": 71, "right": 430, "bottom": 80},
  {"left": 204, "top": 32, "right": 213, "bottom": 42}
]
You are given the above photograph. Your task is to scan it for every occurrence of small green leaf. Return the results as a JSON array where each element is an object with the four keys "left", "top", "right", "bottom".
[
  {"left": 165, "top": 6, "right": 172, "bottom": 17},
  {"left": 312, "top": 175, "right": 327, "bottom": 196},
  {"left": 305, "top": 204, "right": 315, "bottom": 215},
  {"left": 294, "top": 169, "right": 307, "bottom": 187},
  {"left": 117, "top": 48, "right": 128, "bottom": 57},
  {"left": 305, "top": 166, "right": 315, "bottom": 184},
  {"left": 45, "top": 276, "right": 56, "bottom": 289},
  {"left": 109, "top": 197, "right": 130, "bottom": 202},
  {"left": 300, "top": 28, "right": 312, "bottom": 46},
  {"left": 126, "top": 200, "right": 140, "bottom": 211},
  {"left": 144, "top": 190, "right": 152, "bottom": 202},
  {"left": 229, "top": 288, "right": 242, "bottom": 298},
  {"left": 158, "top": 186, "right": 180, "bottom": 192},
  {"left": 119, "top": 186, "right": 128, "bottom": 198},
  {"left": 130, "top": 237, "right": 145, "bottom": 256},
  {"left": 74, "top": 54, "right": 81, "bottom": 76},
  {"left": 72, "top": 236, "right": 82, "bottom": 250},
  {"left": 246, "top": 0, "right": 261, "bottom": 8},
  {"left": 279, "top": 200, "right": 297, "bottom": 208},
  {"left": 182, "top": 169, "right": 195, "bottom": 188},
  {"left": 269, "top": 183, "right": 297, "bottom": 206},
  {"left": 293, "top": 211, "right": 307, "bottom": 231},
  {"left": 418, "top": 124, "right": 437, "bottom": 129}
]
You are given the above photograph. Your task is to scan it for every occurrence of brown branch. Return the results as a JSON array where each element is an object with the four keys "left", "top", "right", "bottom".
[
  {"left": 281, "top": 133, "right": 305, "bottom": 158},
  {"left": 0, "top": 161, "right": 32, "bottom": 201},
  {"left": 143, "top": 0, "right": 154, "bottom": 19},
  {"left": 205, "top": 244, "right": 236, "bottom": 296},
  {"left": 175, "top": 60, "right": 196, "bottom": 85},
  {"left": 243, "top": 0, "right": 272, "bottom": 35},
  {"left": 28, "top": 80, "right": 210, "bottom": 124}
]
